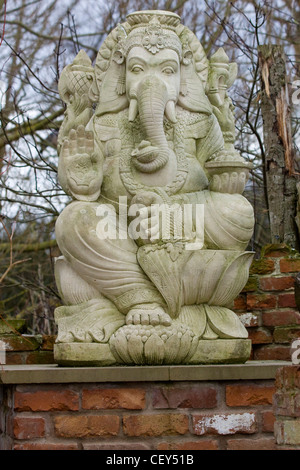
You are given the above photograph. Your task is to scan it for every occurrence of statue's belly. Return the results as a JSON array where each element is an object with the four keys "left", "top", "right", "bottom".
[{"left": 100, "top": 152, "right": 208, "bottom": 204}]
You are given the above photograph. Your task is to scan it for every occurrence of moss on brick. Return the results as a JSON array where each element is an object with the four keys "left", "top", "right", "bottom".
[
  {"left": 261, "top": 244, "right": 293, "bottom": 258},
  {"left": 0, "top": 320, "right": 27, "bottom": 335},
  {"left": 242, "top": 276, "right": 259, "bottom": 292},
  {"left": 273, "top": 326, "right": 300, "bottom": 344},
  {"left": 250, "top": 259, "right": 275, "bottom": 275}
]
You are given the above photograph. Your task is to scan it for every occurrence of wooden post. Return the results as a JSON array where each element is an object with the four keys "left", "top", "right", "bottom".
[{"left": 258, "top": 45, "right": 299, "bottom": 249}]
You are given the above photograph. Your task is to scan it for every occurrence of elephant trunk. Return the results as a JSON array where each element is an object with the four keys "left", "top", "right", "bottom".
[{"left": 129, "top": 75, "right": 177, "bottom": 173}]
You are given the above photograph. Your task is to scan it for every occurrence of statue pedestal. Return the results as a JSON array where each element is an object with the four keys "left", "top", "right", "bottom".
[
  {"left": 189, "top": 339, "right": 251, "bottom": 364},
  {"left": 54, "top": 339, "right": 251, "bottom": 367}
]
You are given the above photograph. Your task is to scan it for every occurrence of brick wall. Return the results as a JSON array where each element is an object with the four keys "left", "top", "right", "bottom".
[
  {"left": 274, "top": 365, "right": 300, "bottom": 449},
  {"left": 234, "top": 244, "right": 300, "bottom": 360},
  {"left": 0, "top": 319, "right": 55, "bottom": 365},
  {"left": 0, "top": 380, "right": 277, "bottom": 450}
]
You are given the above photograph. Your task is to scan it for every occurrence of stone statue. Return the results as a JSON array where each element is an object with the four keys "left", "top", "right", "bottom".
[{"left": 54, "top": 10, "right": 255, "bottom": 366}]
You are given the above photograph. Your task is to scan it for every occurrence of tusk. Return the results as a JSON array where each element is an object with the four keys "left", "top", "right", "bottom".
[
  {"left": 165, "top": 100, "right": 177, "bottom": 124},
  {"left": 128, "top": 98, "right": 138, "bottom": 122}
]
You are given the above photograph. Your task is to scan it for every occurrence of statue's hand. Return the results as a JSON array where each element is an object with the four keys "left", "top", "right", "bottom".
[
  {"left": 60, "top": 125, "right": 102, "bottom": 200},
  {"left": 212, "top": 97, "right": 235, "bottom": 136},
  {"left": 129, "top": 191, "right": 164, "bottom": 245}
]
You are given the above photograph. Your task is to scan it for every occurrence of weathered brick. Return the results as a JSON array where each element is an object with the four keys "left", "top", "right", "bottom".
[
  {"left": 13, "top": 417, "right": 45, "bottom": 440},
  {"left": 262, "top": 309, "right": 300, "bottom": 326},
  {"left": 242, "top": 276, "right": 258, "bottom": 292},
  {"left": 226, "top": 437, "right": 276, "bottom": 450},
  {"left": 14, "top": 442, "right": 79, "bottom": 450},
  {"left": 25, "top": 351, "right": 55, "bottom": 364},
  {"left": 280, "top": 259, "right": 300, "bottom": 273},
  {"left": 54, "top": 415, "right": 120, "bottom": 438},
  {"left": 226, "top": 385, "right": 275, "bottom": 407},
  {"left": 152, "top": 386, "right": 217, "bottom": 409},
  {"left": 41, "top": 335, "right": 56, "bottom": 351},
  {"left": 192, "top": 412, "right": 257, "bottom": 435},
  {"left": 82, "top": 388, "right": 145, "bottom": 410},
  {"left": 273, "top": 391, "right": 300, "bottom": 417},
  {"left": 247, "top": 327, "right": 273, "bottom": 344},
  {"left": 253, "top": 345, "right": 291, "bottom": 361},
  {"left": 4, "top": 353, "right": 24, "bottom": 365},
  {"left": 234, "top": 295, "right": 247, "bottom": 310},
  {"left": 247, "top": 294, "right": 277, "bottom": 310},
  {"left": 83, "top": 443, "right": 151, "bottom": 450},
  {"left": 275, "top": 365, "right": 300, "bottom": 390},
  {"left": 261, "top": 410, "right": 275, "bottom": 432},
  {"left": 275, "top": 419, "right": 300, "bottom": 446},
  {"left": 259, "top": 276, "right": 294, "bottom": 291},
  {"left": 278, "top": 293, "right": 297, "bottom": 308},
  {"left": 157, "top": 440, "right": 219, "bottom": 450},
  {"left": 274, "top": 326, "right": 300, "bottom": 344},
  {"left": 14, "top": 389, "right": 79, "bottom": 412},
  {"left": 250, "top": 258, "right": 275, "bottom": 275},
  {"left": 262, "top": 244, "right": 291, "bottom": 258},
  {"left": 123, "top": 414, "right": 189, "bottom": 437},
  {"left": 0, "top": 335, "right": 41, "bottom": 351},
  {"left": 237, "top": 312, "right": 259, "bottom": 328}
]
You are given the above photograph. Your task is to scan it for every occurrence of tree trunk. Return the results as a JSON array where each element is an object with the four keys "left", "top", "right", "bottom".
[{"left": 258, "top": 44, "right": 299, "bottom": 249}]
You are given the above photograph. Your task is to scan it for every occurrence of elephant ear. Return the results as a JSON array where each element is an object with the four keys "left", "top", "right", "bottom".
[
  {"left": 94, "top": 25, "right": 130, "bottom": 117},
  {"left": 96, "top": 58, "right": 128, "bottom": 116},
  {"left": 177, "top": 62, "right": 212, "bottom": 115}
]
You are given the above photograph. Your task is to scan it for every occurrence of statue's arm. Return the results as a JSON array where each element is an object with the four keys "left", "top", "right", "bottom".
[{"left": 58, "top": 125, "right": 103, "bottom": 202}]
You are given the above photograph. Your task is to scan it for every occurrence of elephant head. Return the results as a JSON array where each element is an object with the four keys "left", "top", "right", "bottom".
[{"left": 94, "top": 12, "right": 213, "bottom": 173}]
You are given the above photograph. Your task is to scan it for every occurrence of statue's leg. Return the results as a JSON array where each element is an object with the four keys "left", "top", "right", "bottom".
[{"left": 55, "top": 200, "right": 170, "bottom": 325}]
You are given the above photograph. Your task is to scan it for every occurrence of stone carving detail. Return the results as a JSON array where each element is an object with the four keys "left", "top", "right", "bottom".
[{"left": 54, "top": 10, "right": 255, "bottom": 366}]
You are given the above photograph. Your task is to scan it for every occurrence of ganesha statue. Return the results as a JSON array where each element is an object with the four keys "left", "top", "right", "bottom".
[{"left": 53, "top": 10, "right": 254, "bottom": 366}]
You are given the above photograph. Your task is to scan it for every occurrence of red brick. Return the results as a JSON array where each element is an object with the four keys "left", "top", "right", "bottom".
[
  {"left": 247, "top": 294, "right": 277, "bottom": 310},
  {"left": 275, "top": 365, "right": 300, "bottom": 390},
  {"left": 259, "top": 276, "right": 294, "bottom": 291},
  {"left": 280, "top": 259, "right": 300, "bottom": 273},
  {"left": 14, "top": 389, "right": 79, "bottom": 412},
  {"left": 247, "top": 327, "right": 273, "bottom": 344},
  {"left": 263, "top": 244, "right": 290, "bottom": 258},
  {"left": 278, "top": 293, "right": 297, "bottom": 308},
  {"left": 14, "top": 443, "right": 79, "bottom": 450},
  {"left": 41, "top": 335, "right": 56, "bottom": 350},
  {"left": 262, "top": 310, "right": 300, "bottom": 326},
  {"left": 226, "top": 437, "right": 276, "bottom": 450},
  {"left": 253, "top": 345, "right": 291, "bottom": 361},
  {"left": 4, "top": 353, "right": 24, "bottom": 365},
  {"left": 25, "top": 351, "right": 55, "bottom": 364},
  {"left": 234, "top": 295, "right": 247, "bottom": 310},
  {"left": 152, "top": 386, "right": 217, "bottom": 409},
  {"left": 82, "top": 388, "right": 145, "bottom": 410},
  {"left": 226, "top": 385, "right": 275, "bottom": 407},
  {"left": 54, "top": 415, "right": 120, "bottom": 438},
  {"left": 261, "top": 410, "right": 275, "bottom": 432},
  {"left": 157, "top": 440, "right": 219, "bottom": 450},
  {"left": 83, "top": 443, "right": 151, "bottom": 450},
  {"left": 13, "top": 417, "right": 45, "bottom": 440},
  {"left": 192, "top": 412, "right": 257, "bottom": 435},
  {"left": 123, "top": 414, "right": 189, "bottom": 437}
]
